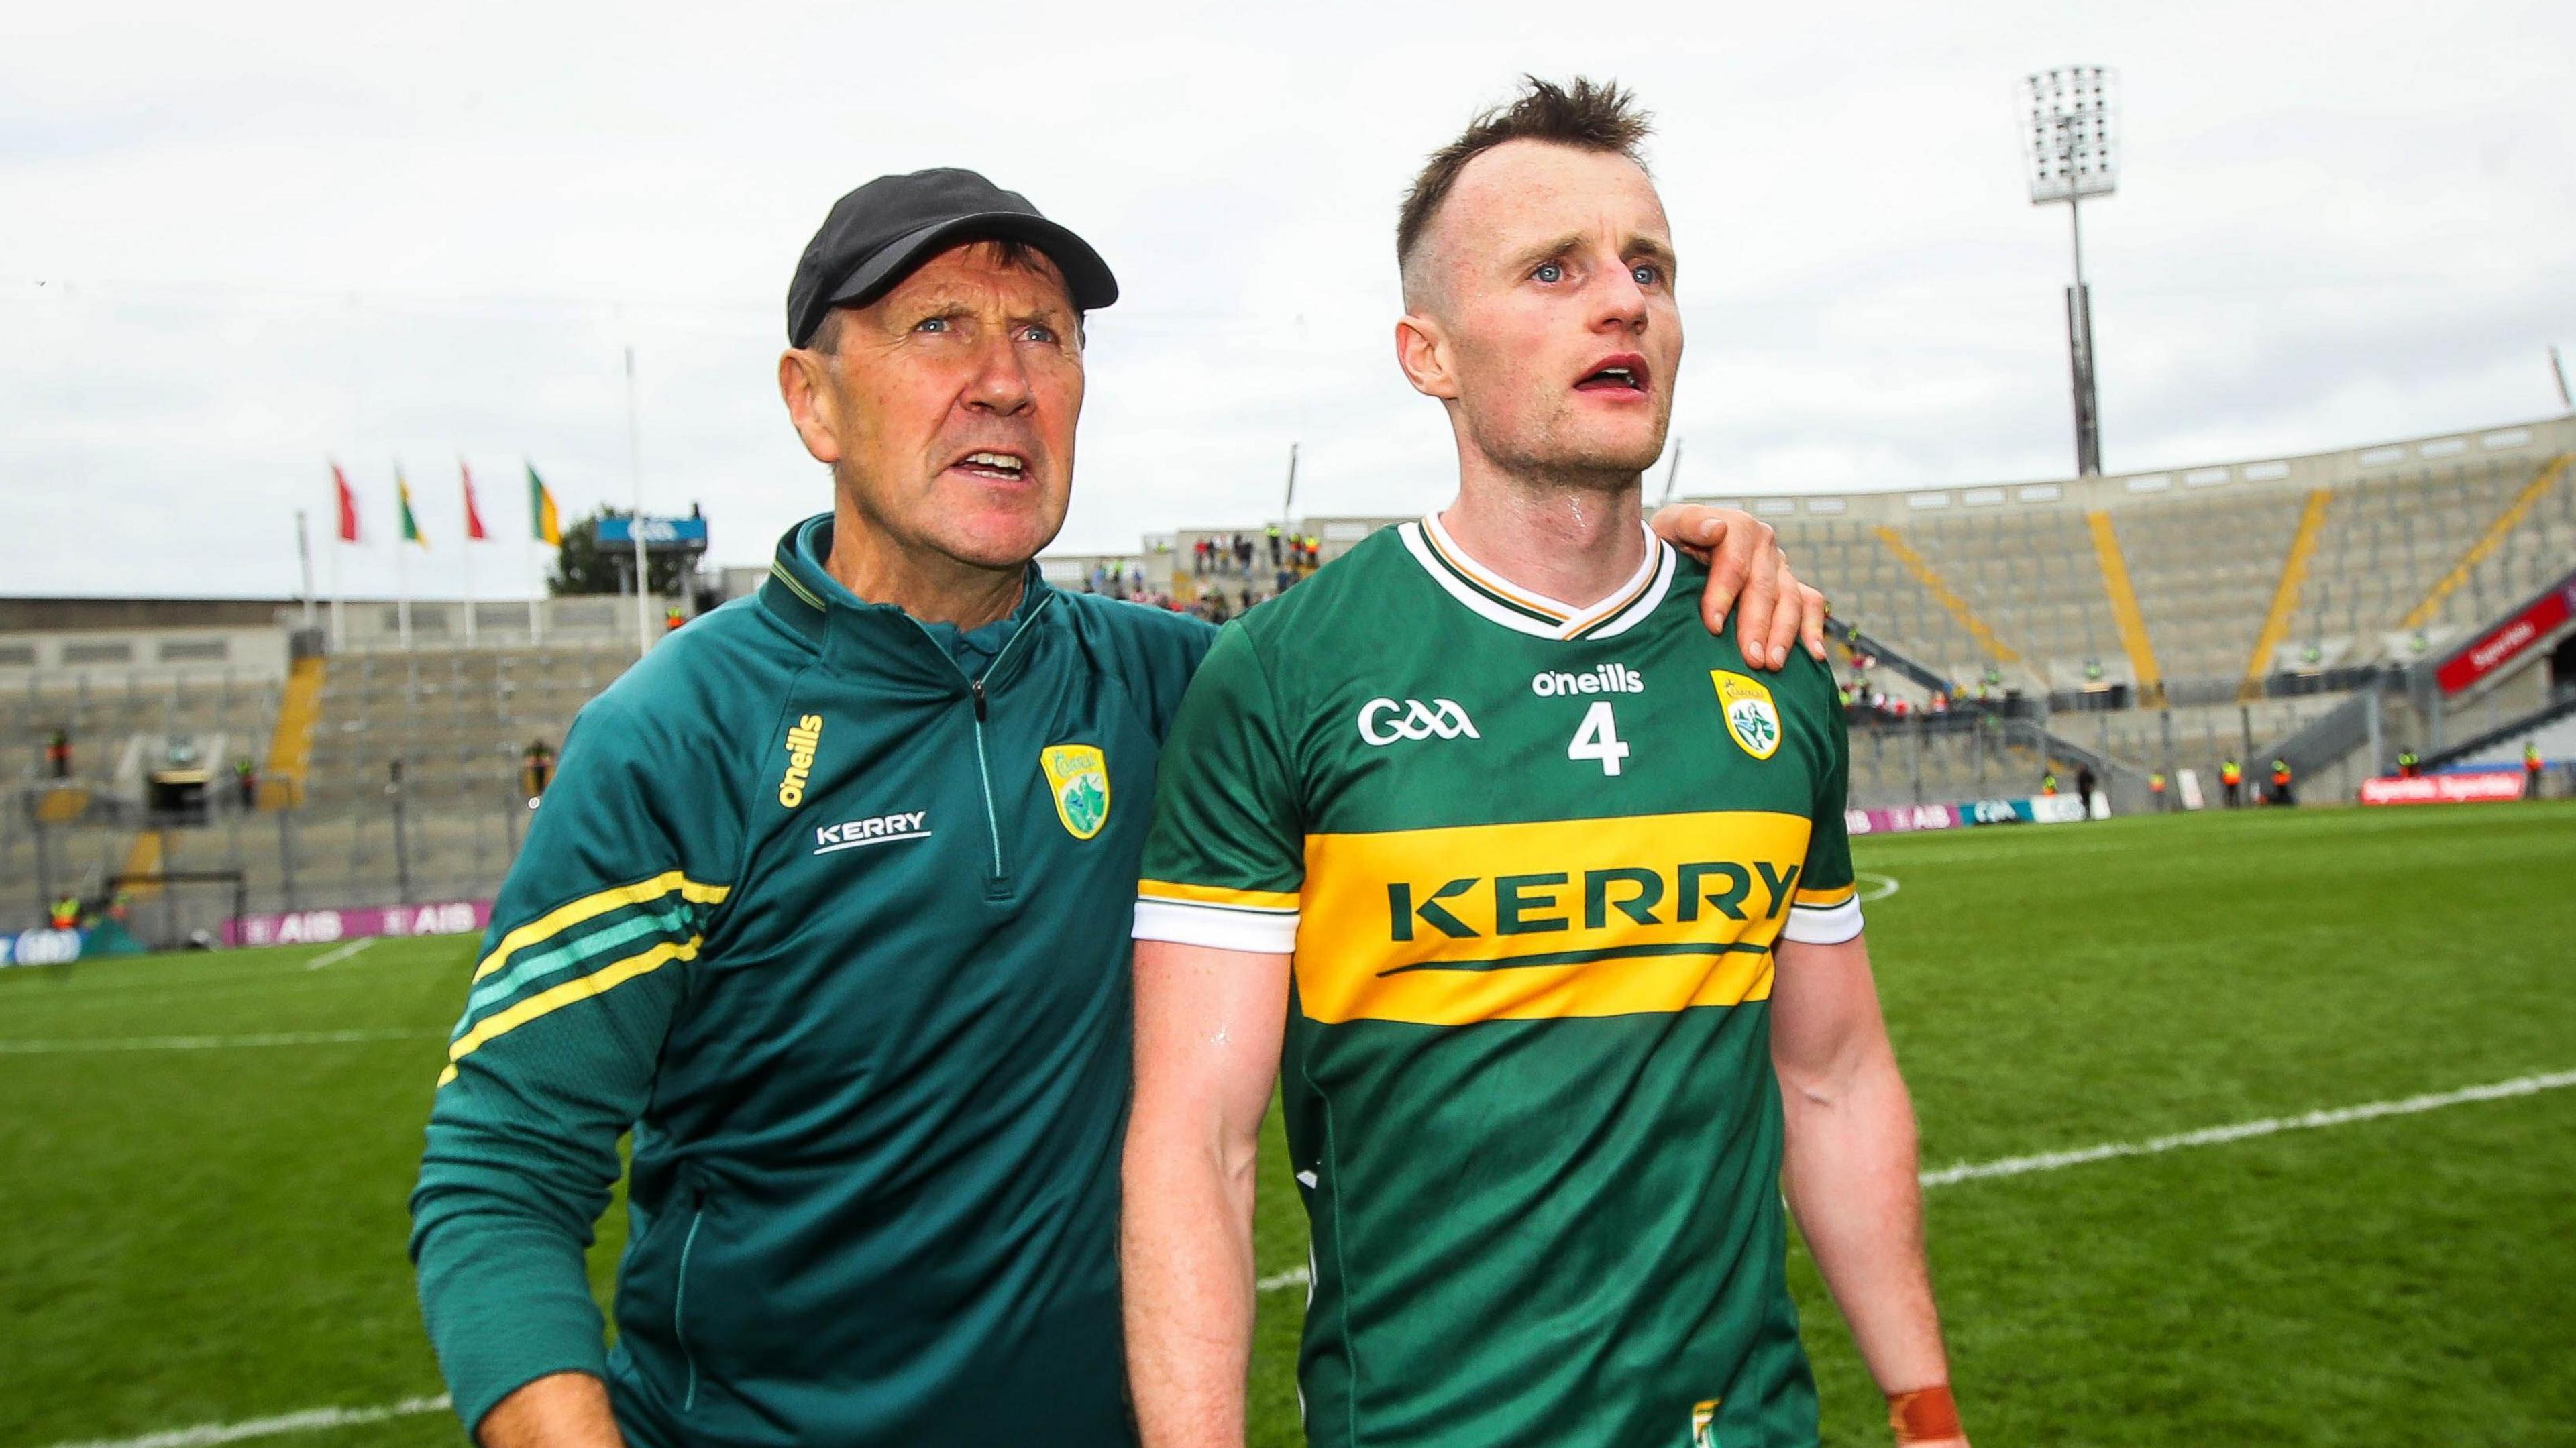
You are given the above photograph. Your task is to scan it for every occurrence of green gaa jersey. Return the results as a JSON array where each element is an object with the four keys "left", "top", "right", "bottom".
[{"left": 1134, "top": 514, "right": 1861, "bottom": 1448}]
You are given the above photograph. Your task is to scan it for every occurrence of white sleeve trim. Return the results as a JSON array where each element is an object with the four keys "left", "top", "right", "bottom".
[
  {"left": 1133, "top": 898, "right": 1300, "bottom": 955},
  {"left": 1780, "top": 898, "right": 1864, "bottom": 946}
]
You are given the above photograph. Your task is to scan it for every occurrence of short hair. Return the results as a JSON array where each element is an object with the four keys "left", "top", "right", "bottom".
[
  {"left": 806, "top": 237, "right": 1081, "bottom": 354},
  {"left": 1397, "top": 76, "right": 1654, "bottom": 280}
]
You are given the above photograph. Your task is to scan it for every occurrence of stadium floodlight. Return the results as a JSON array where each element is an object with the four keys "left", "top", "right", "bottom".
[{"left": 2020, "top": 66, "right": 2119, "bottom": 477}]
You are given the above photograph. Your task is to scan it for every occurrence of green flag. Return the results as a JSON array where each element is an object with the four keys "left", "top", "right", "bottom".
[{"left": 396, "top": 469, "right": 427, "bottom": 547}]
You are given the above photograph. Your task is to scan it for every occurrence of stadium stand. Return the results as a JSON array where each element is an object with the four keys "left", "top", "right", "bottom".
[
  {"left": 1682, "top": 415, "right": 2576, "bottom": 806},
  {"left": 7, "top": 414, "right": 2571, "bottom": 943}
]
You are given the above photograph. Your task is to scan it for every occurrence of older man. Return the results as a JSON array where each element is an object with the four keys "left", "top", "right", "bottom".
[{"left": 409, "top": 168, "right": 1825, "bottom": 1448}]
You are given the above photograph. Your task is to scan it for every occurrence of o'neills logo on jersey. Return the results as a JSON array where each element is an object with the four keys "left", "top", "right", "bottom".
[
  {"left": 777, "top": 714, "right": 823, "bottom": 807},
  {"left": 1529, "top": 663, "right": 1643, "bottom": 697}
]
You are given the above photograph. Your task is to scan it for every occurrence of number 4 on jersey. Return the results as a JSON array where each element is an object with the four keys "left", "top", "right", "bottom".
[{"left": 1568, "top": 700, "right": 1629, "bottom": 776}]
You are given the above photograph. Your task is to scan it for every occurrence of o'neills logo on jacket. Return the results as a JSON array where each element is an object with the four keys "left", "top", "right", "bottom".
[{"left": 777, "top": 714, "right": 823, "bottom": 807}]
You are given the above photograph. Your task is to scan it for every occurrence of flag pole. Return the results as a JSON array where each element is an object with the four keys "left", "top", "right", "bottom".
[
  {"left": 395, "top": 467, "right": 412, "bottom": 651},
  {"left": 327, "top": 465, "right": 346, "bottom": 651},
  {"left": 460, "top": 460, "right": 477, "bottom": 647},
  {"left": 625, "top": 345, "right": 651, "bottom": 657},
  {"left": 296, "top": 509, "right": 317, "bottom": 630},
  {"left": 525, "top": 524, "right": 539, "bottom": 644}
]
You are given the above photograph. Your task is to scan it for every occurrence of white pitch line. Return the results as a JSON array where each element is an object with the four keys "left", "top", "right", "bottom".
[
  {"left": 0, "top": 1029, "right": 440, "bottom": 1055},
  {"left": 38, "top": 1394, "right": 449, "bottom": 1448},
  {"left": 303, "top": 940, "right": 377, "bottom": 971},
  {"left": 1854, "top": 871, "right": 1902, "bottom": 903},
  {"left": 1255, "top": 1067, "right": 2576, "bottom": 1291},
  {"left": 1919, "top": 1068, "right": 2576, "bottom": 1187}
]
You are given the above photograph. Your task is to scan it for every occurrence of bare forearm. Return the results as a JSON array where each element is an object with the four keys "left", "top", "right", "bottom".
[
  {"left": 1122, "top": 1129, "right": 1259, "bottom": 1448},
  {"left": 1780, "top": 1050, "right": 1948, "bottom": 1395},
  {"left": 476, "top": 1372, "right": 623, "bottom": 1448}
]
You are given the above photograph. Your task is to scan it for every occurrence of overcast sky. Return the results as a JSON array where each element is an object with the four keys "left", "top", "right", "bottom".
[{"left": 5, "top": 1, "right": 2571, "bottom": 600}]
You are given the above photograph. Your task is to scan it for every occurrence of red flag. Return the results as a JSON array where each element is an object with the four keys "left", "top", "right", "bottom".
[
  {"left": 333, "top": 463, "right": 360, "bottom": 542},
  {"left": 460, "top": 461, "right": 489, "bottom": 541}
]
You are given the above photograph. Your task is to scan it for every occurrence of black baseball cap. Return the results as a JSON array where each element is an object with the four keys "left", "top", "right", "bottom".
[{"left": 786, "top": 168, "right": 1119, "bottom": 347}]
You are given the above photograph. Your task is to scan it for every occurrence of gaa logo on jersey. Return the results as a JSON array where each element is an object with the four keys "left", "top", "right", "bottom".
[
  {"left": 1039, "top": 744, "right": 1110, "bottom": 840},
  {"left": 1356, "top": 697, "right": 1480, "bottom": 746},
  {"left": 1710, "top": 670, "right": 1781, "bottom": 761},
  {"left": 1690, "top": 1398, "right": 1721, "bottom": 1448}
]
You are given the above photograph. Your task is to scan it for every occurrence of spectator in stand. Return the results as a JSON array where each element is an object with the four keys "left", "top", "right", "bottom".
[
  {"left": 1240, "top": 584, "right": 1255, "bottom": 612},
  {"left": 523, "top": 738, "right": 555, "bottom": 799},
  {"left": 46, "top": 728, "right": 71, "bottom": 779},
  {"left": 1929, "top": 689, "right": 1947, "bottom": 714},
  {"left": 2526, "top": 742, "right": 2545, "bottom": 800}
]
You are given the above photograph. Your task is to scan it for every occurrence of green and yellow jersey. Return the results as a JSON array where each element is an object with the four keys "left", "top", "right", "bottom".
[{"left": 1134, "top": 513, "right": 1859, "bottom": 1448}]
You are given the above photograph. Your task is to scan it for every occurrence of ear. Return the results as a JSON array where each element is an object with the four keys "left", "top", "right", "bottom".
[
  {"left": 1393, "top": 311, "right": 1459, "bottom": 401},
  {"left": 778, "top": 349, "right": 843, "bottom": 465}
]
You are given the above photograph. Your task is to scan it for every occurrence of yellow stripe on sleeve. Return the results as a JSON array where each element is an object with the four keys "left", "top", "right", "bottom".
[
  {"left": 1793, "top": 883, "right": 1858, "bottom": 909},
  {"left": 471, "top": 871, "right": 729, "bottom": 983},
  {"left": 1136, "top": 879, "right": 1301, "bottom": 913},
  {"left": 437, "top": 936, "right": 701, "bottom": 1087}
]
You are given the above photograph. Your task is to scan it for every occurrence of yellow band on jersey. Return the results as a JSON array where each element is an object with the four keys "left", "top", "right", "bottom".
[
  {"left": 1136, "top": 879, "right": 1302, "bottom": 913},
  {"left": 1294, "top": 809, "right": 1813, "bottom": 1025}
]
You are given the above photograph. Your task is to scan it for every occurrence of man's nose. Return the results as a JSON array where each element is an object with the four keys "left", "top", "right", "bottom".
[
  {"left": 1593, "top": 261, "right": 1649, "bottom": 333},
  {"left": 963, "top": 333, "right": 1036, "bottom": 415}
]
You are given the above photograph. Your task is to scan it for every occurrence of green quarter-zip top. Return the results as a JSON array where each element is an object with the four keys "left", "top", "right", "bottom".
[{"left": 411, "top": 514, "right": 1214, "bottom": 1447}]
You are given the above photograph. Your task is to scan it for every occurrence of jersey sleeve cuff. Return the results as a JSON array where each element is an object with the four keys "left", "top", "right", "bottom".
[
  {"left": 1133, "top": 883, "right": 1301, "bottom": 954},
  {"left": 1780, "top": 897, "right": 1864, "bottom": 946}
]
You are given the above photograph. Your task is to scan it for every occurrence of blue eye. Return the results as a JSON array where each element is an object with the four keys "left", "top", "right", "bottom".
[
  {"left": 916, "top": 317, "right": 949, "bottom": 333},
  {"left": 1021, "top": 325, "right": 1057, "bottom": 344},
  {"left": 1631, "top": 264, "right": 1660, "bottom": 286},
  {"left": 1534, "top": 262, "right": 1564, "bottom": 284}
]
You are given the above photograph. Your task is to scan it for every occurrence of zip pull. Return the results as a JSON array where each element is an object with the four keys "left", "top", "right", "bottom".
[{"left": 971, "top": 677, "right": 988, "bottom": 721}]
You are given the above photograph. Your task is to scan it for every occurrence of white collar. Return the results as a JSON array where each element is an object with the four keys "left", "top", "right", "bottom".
[{"left": 1398, "top": 511, "right": 1674, "bottom": 641}]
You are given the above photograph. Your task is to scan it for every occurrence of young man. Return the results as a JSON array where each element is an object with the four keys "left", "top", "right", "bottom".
[{"left": 1123, "top": 81, "right": 1967, "bottom": 1448}]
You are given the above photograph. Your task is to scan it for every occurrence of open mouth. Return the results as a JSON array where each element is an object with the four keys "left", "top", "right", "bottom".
[
  {"left": 1574, "top": 355, "right": 1650, "bottom": 394},
  {"left": 951, "top": 450, "right": 1030, "bottom": 481}
]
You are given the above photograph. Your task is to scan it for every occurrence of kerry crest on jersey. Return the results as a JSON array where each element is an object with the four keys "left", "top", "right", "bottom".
[
  {"left": 1040, "top": 743, "right": 1110, "bottom": 840},
  {"left": 1711, "top": 670, "right": 1782, "bottom": 761}
]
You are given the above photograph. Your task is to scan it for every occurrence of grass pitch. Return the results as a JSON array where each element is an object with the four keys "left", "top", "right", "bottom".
[{"left": 2, "top": 802, "right": 2572, "bottom": 1447}]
